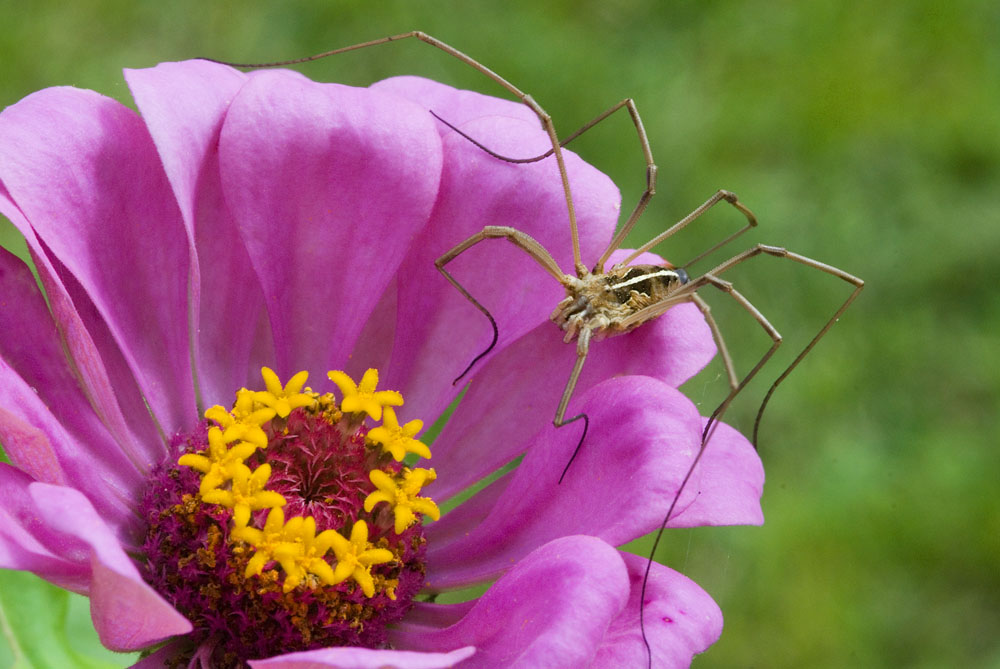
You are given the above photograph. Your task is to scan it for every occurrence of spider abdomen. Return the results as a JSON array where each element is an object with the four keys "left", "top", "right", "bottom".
[{"left": 552, "top": 264, "right": 688, "bottom": 342}]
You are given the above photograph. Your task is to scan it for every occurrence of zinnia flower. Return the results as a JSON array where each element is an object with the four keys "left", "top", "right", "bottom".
[{"left": 0, "top": 58, "right": 764, "bottom": 668}]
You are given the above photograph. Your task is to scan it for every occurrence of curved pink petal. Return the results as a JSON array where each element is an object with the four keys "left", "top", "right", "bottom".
[
  {"left": 371, "top": 75, "right": 539, "bottom": 130},
  {"left": 27, "top": 483, "right": 192, "bottom": 651},
  {"left": 0, "top": 364, "right": 142, "bottom": 543},
  {"left": 0, "top": 467, "right": 190, "bottom": 650},
  {"left": 593, "top": 551, "right": 722, "bottom": 667},
  {"left": 218, "top": 70, "right": 443, "bottom": 379},
  {"left": 124, "top": 60, "right": 247, "bottom": 238},
  {"left": 664, "top": 417, "right": 765, "bottom": 528},
  {"left": 0, "top": 247, "right": 146, "bottom": 508},
  {"left": 363, "top": 78, "right": 620, "bottom": 423},
  {"left": 426, "top": 375, "right": 706, "bottom": 589},
  {"left": 0, "top": 464, "right": 88, "bottom": 592},
  {"left": 125, "top": 60, "right": 271, "bottom": 404},
  {"left": 393, "top": 535, "right": 629, "bottom": 667},
  {"left": 0, "top": 185, "right": 158, "bottom": 461},
  {"left": 0, "top": 87, "right": 196, "bottom": 435},
  {"left": 250, "top": 646, "right": 476, "bottom": 669}
]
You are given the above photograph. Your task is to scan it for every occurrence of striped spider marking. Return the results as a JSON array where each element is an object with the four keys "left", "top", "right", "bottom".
[{"left": 204, "top": 32, "right": 864, "bottom": 668}]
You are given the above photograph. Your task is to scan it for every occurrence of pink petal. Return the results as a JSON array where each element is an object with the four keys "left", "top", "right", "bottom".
[
  {"left": 217, "top": 70, "right": 443, "bottom": 379},
  {"left": 0, "top": 469, "right": 191, "bottom": 650},
  {"left": 664, "top": 417, "right": 765, "bottom": 528},
  {"left": 0, "top": 186, "right": 156, "bottom": 461},
  {"left": 125, "top": 60, "right": 271, "bottom": 404},
  {"left": 30, "top": 483, "right": 192, "bottom": 651},
  {"left": 426, "top": 376, "right": 760, "bottom": 589},
  {"left": 0, "top": 464, "right": 88, "bottom": 592},
  {"left": 123, "top": 60, "right": 246, "bottom": 239},
  {"left": 593, "top": 551, "right": 722, "bottom": 667},
  {"left": 0, "top": 86, "right": 197, "bottom": 435},
  {"left": 392, "top": 536, "right": 629, "bottom": 667},
  {"left": 249, "top": 646, "right": 476, "bottom": 669},
  {"left": 0, "top": 248, "right": 146, "bottom": 526},
  {"left": 363, "top": 78, "right": 620, "bottom": 423},
  {"left": 426, "top": 375, "right": 706, "bottom": 589},
  {"left": 0, "top": 364, "right": 143, "bottom": 544}
]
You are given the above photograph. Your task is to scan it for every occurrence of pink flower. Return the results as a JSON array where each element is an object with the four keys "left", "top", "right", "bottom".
[{"left": 0, "top": 59, "right": 764, "bottom": 668}]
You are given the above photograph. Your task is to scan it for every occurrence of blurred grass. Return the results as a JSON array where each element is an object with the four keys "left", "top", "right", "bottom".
[{"left": 2, "top": 0, "right": 998, "bottom": 666}]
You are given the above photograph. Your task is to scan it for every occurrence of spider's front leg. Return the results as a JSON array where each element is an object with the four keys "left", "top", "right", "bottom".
[{"left": 434, "top": 225, "right": 567, "bottom": 383}]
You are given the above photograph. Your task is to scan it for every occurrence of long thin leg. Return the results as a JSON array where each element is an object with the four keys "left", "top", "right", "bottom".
[
  {"left": 687, "top": 293, "right": 740, "bottom": 391},
  {"left": 435, "top": 225, "right": 568, "bottom": 383},
  {"left": 641, "top": 248, "right": 862, "bottom": 660},
  {"left": 554, "top": 328, "right": 592, "bottom": 483},
  {"left": 203, "top": 31, "right": 588, "bottom": 276},
  {"left": 620, "top": 244, "right": 862, "bottom": 447},
  {"left": 618, "top": 190, "right": 758, "bottom": 269},
  {"left": 438, "top": 226, "right": 591, "bottom": 483},
  {"left": 688, "top": 273, "right": 784, "bottom": 439},
  {"left": 639, "top": 274, "right": 782, "bottom": 668},
  {"left": 699, "top": 244, "right": 865, "bottom": 443}
]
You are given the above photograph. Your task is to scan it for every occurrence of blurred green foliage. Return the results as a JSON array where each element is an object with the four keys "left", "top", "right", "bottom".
[{"left": 1, "top": 0, "right": 998, "bottom": 666}]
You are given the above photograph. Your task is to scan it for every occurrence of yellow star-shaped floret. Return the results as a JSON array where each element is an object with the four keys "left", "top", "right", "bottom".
[
  {"left": 364, "top": 468, "right": 441, "bottom": 534},
  {"left": 366, "top": 407, "right": 431, "bottom": 462},
  {"left": 327, "top": 369, "right": 403, "bottom": 421},
  {"left": 232, "top": 507, "right": 300, "bottom": 579},
  {"left": 328, "top": 520, "right": 394, "bottom": 597},
  {"left": 178, "top": 426, "right": 257, "bottom": 496},
  {"left": 254, "top": 367, "right": 316, "bottom": 418},
  {"left": 272, "top": 516, "right": 341, "bottom": 592},
  {"left": 204, "top": 388, "right": 276, "bottom": 449},
  {"left": 201, "top": 463, "right": 286, "bottom": 528}
]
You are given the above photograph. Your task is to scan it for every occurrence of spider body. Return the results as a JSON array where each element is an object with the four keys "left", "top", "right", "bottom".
[{"left": 554, "top": 264, "right": 689, "bottom": 343}]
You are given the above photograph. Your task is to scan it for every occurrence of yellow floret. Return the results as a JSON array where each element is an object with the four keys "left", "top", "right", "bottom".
[
  {"left": 273, "top": 516, "right": 342, "bottom": 592},
  {"left": 327, "top": 368, "right": 403, "bottom": 421},
  {"left": 366, "top": 407, "right": 432, "bottom": 462},
  {"left": 233, "top": 507, "right": 299, "bottom": 580},
  {"left": 204, "top": 388, "right": 276, "bottom": 449},
  {"left": 178, "top": 426, "right": 257, "bottom": 496},
  {"left": 328, "top": 520, "right": 394, "bottom": 597},
  {"left": 364, "top": 468, "right": 441, "bottom": 534},
  {"left": 201, "top": 463, "right": 286, "bottom": 528},
  {"left": 254, "top": 367, "right": 316, "bottom": 418}
]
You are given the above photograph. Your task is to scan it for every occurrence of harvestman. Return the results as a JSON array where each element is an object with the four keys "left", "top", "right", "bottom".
[{"left": 207, "top": 32, "right": 864, "bottom": 666}]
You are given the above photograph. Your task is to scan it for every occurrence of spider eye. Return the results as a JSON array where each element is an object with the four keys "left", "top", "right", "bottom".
[{"left": 675, "top": 268, "right": 689, "bottom": 284}]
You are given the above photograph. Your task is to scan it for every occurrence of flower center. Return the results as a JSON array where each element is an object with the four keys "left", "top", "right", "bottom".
[{"left": 139, "top": 368, "right": 439, "bottom": 667}]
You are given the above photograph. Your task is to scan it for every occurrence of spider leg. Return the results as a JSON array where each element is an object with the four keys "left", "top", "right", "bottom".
[
  {"left": 619, "top": 189, "right": 758, "bottom": 270},
  {"left": 700, "top": 244, "right": 865, "bottom": 443},
  {"left": 636, "top": 272, "right": 781, "bottom": 667},
  {"left": 553, "top": 327, "right": 593, "bottom": 483},
  {"left": 435, "top": 225, "right": 567, "bottom": 383}
]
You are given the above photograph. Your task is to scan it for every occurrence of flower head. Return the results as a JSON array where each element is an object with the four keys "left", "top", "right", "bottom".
[{"left": 0, "top": 58, "right": 764, "bottom": 667}]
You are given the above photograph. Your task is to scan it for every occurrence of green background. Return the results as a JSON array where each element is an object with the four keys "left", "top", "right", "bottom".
[{"left": 1, "top": 1, "right": 997, "bottom": 667}]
